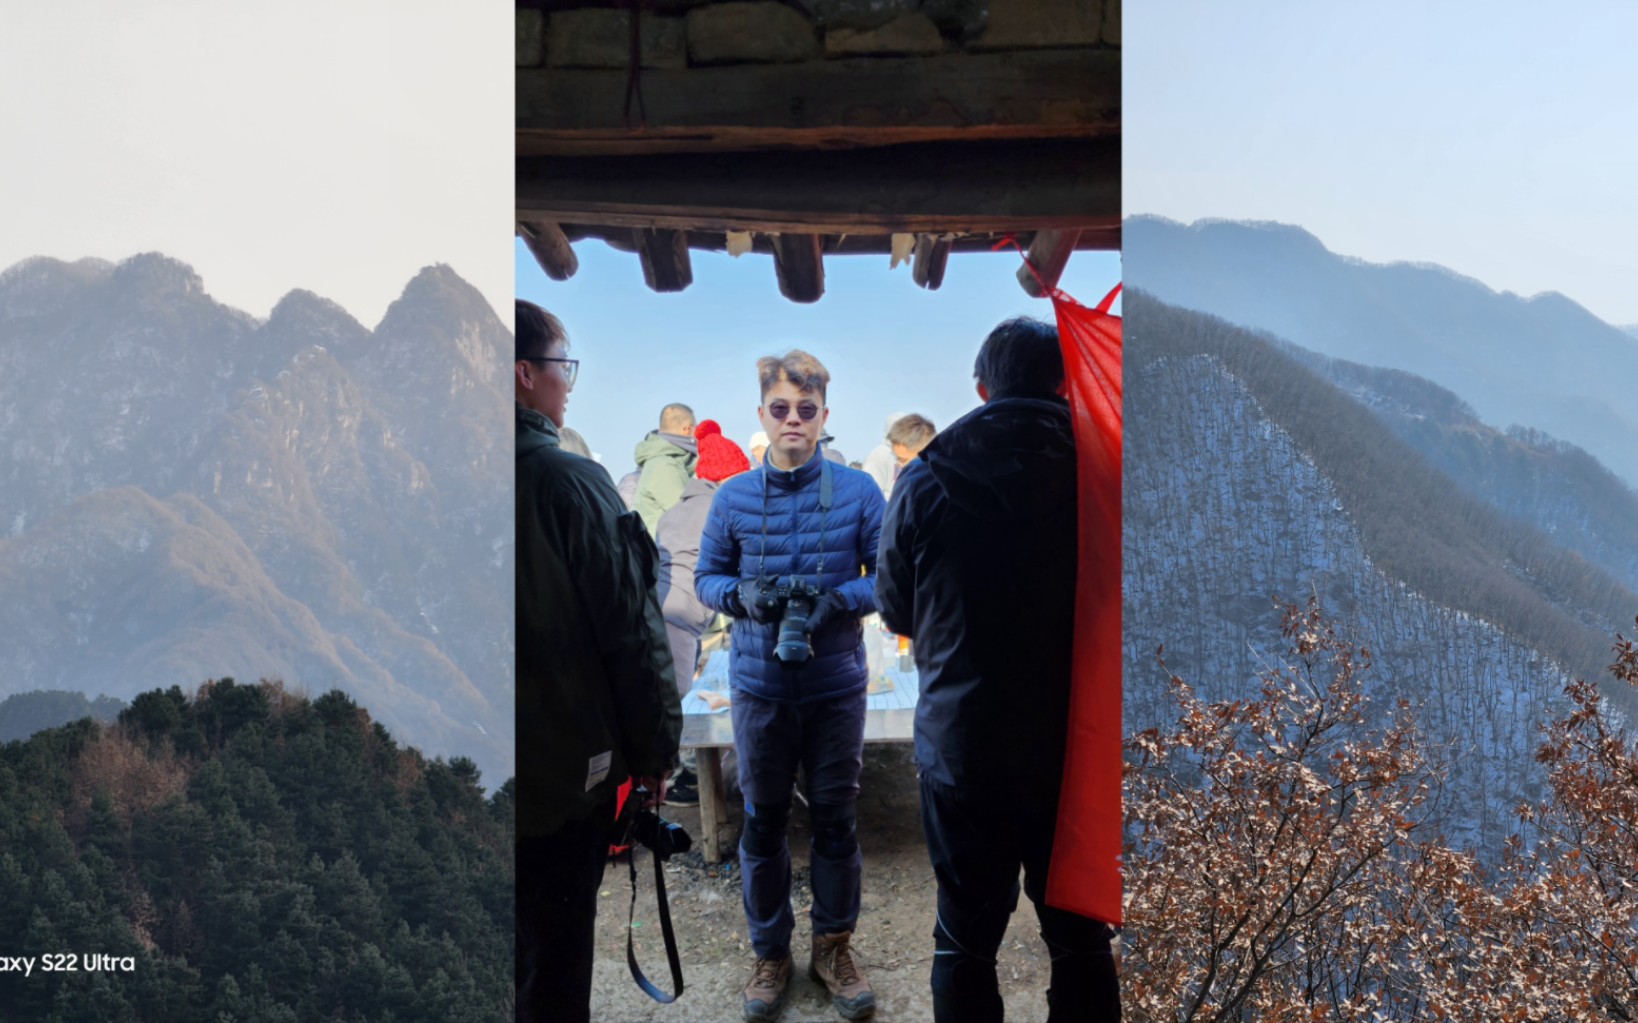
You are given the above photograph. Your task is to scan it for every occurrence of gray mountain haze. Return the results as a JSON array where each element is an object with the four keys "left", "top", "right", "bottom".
[
  {"left": 1291, "top": 350, "right": 1638, "bottom": 598},
  {"left": 0, "top": 253, "right": 513, "bottom": 785},
  {"left": 1124, "top": 287, "right": 1638, "bottom": 851},
  {"left": 1125, "top": 216, "right": 1638, "bottom": 488}
]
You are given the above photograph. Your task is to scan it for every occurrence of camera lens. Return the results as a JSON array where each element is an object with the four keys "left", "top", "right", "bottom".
[{"left": 774, "top": 592, "right": 815, "bottom": 664}]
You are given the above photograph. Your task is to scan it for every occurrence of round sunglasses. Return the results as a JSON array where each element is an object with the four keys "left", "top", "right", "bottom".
[{"left": 766, "top": 400, "right": 822, "bottom": 421}]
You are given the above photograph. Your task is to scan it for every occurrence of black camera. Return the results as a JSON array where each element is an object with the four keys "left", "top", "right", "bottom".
[
  {"left": 769, "top": 578, "right": 821, "bottom": 664},
  {"left": 627, "top": 802, "right": 692, "bottom": 861},
  {"left": 632, "top": 809, "right": 691, "bottom": 860}
]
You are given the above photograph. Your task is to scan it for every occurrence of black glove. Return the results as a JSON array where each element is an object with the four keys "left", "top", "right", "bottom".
[
  {"left": 734, "top": 578, "right": 782, "bottom": 624},
  {"left": 806, "top": 591, "right": 849, "bottom": 632}
]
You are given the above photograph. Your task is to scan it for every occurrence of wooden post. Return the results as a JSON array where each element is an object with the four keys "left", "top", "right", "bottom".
[
  {"left": 911, "top": 234, "right": 953, "bottom": 290},
  {"left": 1017, "top": 229, "right": 1081, "bottom": 297},
  {"left": 516, "top": 221, "right": 579, "bottom": 281},
  {"left": 636, "top": 228, "right": 693, "bottom": 292},
  {"left": 697, "top": 747, "right": 725, "bottom": 863},
  {"left": 773, "top": 233, "right": 825, "bottom": 303}
]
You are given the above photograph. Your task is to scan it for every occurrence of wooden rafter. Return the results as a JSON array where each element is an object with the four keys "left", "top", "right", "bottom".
[
  {"left": 911, "top": 234, "right": 953, "bottom": 291},
  {"left": 635, "top": 228, "right": 693, "bottom": 292},
  {"left": 1017, "top": 229, "right": 1081, "bottom": 297},
  {"left": 516, "top": 221, "right": 579, "bottom": 281},
  {"left": 772, "top": 234, "right": 824, "bottom": 303}
]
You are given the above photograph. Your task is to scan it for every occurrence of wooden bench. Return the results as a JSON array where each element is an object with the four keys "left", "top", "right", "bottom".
[{"left": 680, "top": 707, "right": 918, "bottom": 863}]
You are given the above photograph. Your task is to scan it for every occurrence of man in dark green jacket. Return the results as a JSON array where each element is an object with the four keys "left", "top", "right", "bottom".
[
  {"left": 514, "top": 299, "right": 682, "bottom": 1023},
  {"left": 634, "top": 402, "right": 699, "bottom": 536}
]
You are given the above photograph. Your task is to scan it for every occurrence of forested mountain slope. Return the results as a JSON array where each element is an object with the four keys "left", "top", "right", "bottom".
[
  {"left": 0, "top": 690, "right": 124, "bottom": 743},
  {"left": 1123, "top": 292, "right": 1638, "bottom": 848},
  {"left": 1291, "top": 351, "right": 1638, "bottom": 596},
  {"left": 0, "top": 679, "right": 513, "bottom": 1022}
]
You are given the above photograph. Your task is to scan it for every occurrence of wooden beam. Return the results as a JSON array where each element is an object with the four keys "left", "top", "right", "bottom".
[
  {"left": 570, "top": 225, "right": 1121, "bottom": 256},
  {"left": 773, "top": 234, "right": 824, "bottom": 303},
  {"left": 1017, "top": 229, "right": 1081, "bottom": 297},
  {"left": 518, "top": 139, "right": 1119, "bottom": 241},
  {"left": 635, "top": 228, "right": 693, "bottom": 293},
  {"left": 911, "top": 234, "right": 953, "bottom": 290},
  {"left": 517, "top": 50, "right": 1119, "bottom": 156},
  {"left": 516, "top": 221, "right": 579, "bottom": 281}
]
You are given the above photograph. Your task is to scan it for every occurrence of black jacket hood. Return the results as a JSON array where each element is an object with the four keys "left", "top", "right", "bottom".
[{"left": 918, "top": 397, "right": 1076, "bottom": 521}]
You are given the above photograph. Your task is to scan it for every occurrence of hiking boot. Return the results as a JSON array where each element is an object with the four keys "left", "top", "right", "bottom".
[
  {"left": 665, "top": 769, "right": 700, "bottom": 808},
  {"left": 742, "top": 955, "right": 792, "bottom": 1022},
  {"left": 810, "top": 931, "right": 876, "bottom": 1019}
]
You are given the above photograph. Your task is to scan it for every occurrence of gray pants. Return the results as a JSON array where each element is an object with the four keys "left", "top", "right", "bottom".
[
  {"left": 664, "top": 621, "right": 702, "bottom": 699},
  {"left": 664, "top": 621, "right": 702, "bottom": 773}
]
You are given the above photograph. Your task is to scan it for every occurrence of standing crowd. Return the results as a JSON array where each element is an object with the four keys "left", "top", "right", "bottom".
[{"left": 515, "top": 298, "right": 1120, "bottom": 1023}]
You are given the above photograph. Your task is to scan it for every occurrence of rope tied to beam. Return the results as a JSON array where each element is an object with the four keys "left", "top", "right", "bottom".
[{"left": 994, "top": 232, "right": 1067, "bottom": 303}]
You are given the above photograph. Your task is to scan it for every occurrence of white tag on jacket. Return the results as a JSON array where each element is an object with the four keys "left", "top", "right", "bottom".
[{"left": 586, "top": 751, "right": 612, "bottom": 791}]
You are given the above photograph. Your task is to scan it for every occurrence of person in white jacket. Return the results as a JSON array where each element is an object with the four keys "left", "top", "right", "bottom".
[{"left": 861, "top": 411, "right": 909, "bottom": 500}]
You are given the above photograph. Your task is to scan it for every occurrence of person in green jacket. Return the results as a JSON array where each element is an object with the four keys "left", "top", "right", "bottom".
[
  {"left": 634, "top": 403, "right": 699, "bottom": 535},
  {"left": 514, "top": 299, "right": 682, "bottom": 1023}
]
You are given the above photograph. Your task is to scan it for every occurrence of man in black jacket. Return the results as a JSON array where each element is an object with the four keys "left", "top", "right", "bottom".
[
  {"left": 514, "top": 299, "right": 682, "bottom": 1023},
  {"left": 877, "top": 318, "right": 1120, "bottom": 1022}
]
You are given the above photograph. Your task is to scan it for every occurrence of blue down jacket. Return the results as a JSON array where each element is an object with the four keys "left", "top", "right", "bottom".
[{"left": 696, "top": 449, "right": 885, "bottom": 703}]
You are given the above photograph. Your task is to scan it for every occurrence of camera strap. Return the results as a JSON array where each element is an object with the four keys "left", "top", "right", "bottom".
[
  {"left": 758, "top": 452, "right": 834, "bottom": 582},
  {"left": 625, "top": 833, "right": 685, "bottom": 1003}
]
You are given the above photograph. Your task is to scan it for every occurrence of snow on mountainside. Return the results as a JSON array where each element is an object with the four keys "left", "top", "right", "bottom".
[
  {"left": 1124, "top": 292, "right": 1638, "bottom": 852},
  {"left": 0, "top": 253, "right": 513, "bottom": 784}
]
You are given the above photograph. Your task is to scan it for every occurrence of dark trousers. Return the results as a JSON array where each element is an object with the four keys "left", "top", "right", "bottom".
[
  {"left": 920, "top": 776, "right": 1121, "bottom": 1023},
  {"left": 733, "top": 689, "right": 868, "bottom": 960},
  {"left": 517, "top": 798, "right": 616, "bottom": 1023}
]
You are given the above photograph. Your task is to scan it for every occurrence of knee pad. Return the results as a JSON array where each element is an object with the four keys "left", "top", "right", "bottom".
[
  {"left": 809, "top": 801, "right": 858, "bottom": 861},
  {"left": 741, "top": 801, "right": 790, "bottom": 858},
  {"left": 930, "top": 921, "right": 1001, "bottom": 1004}
]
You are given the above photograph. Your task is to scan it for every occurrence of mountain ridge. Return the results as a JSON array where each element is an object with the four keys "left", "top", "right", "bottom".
[
  {"left": 0, "top": 253, "right": 513, "bottom": 785},
  {"left": 1124, "top": 216, "right": 1638, "bottom": 486}
]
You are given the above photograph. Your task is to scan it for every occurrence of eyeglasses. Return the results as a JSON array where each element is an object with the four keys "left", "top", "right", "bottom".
[
  {"left": 766, "top": 401, "right": 822, "bottom": 422},
  {"left": 526, "top": 357, "right": 578, "bottom": 388}
]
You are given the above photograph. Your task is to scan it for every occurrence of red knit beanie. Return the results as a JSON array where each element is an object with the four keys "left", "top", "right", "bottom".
[
  {"left": 695, "top": 419, "right": 723, "bottom": 440},
  {"left": 696, "top": 431, "right": 751, "bottom": 482}
]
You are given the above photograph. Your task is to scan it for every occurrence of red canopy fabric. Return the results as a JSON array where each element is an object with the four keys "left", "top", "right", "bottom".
[{"left": 1045, "top": 281, "right": 1123, "bottom": 926}]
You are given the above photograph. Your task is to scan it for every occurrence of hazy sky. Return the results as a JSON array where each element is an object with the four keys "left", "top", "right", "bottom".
[
  {"left": 1, "top": 0, "right": 512, "bottom": 326},
  {"left": 1126, "top": 2, "right": 1638, "bottom": 326},
  {"left": 517, "top": 240, "right": 1123, "bottom": 467}
]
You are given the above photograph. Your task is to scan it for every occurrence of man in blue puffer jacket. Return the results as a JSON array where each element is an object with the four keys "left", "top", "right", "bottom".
[{"left": 696, "top": 350, "right": 885, "bottom": 1022}]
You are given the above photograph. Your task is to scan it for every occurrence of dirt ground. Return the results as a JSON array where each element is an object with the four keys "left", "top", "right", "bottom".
[{"left": 589, "top": 744, "right": 1054, "bottom": 1022}]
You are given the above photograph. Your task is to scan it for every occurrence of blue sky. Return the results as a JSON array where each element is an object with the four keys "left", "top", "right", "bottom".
[
  {"left": 1125, "top": 1, "right": 1638, "bottom": 325},
  {"left": 517, "top": 239, "right": 1122, "bottom": 467}
]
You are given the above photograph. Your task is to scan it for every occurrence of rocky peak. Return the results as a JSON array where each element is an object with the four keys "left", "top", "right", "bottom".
[
  {"left": 0, "top": 257, "right": 116, "bottom": 323},
  {"left": 109, "top": 252, "right": 206, "bottom": 298},
  {"left": 262, "top": 289, "right": 371, "bottom": 371}
]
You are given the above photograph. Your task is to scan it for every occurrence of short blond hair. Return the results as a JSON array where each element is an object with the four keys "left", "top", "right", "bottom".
[
  {"left": 757, "top": 350, "right": 830, "bottom": 402},
  {"left": 887, "top": 413, "right": 936, "bottom": 454}
]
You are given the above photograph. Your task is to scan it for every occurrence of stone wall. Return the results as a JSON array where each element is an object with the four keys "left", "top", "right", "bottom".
[{"left": 516, "top": 0, "right": 1118, "bottom": 70}]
